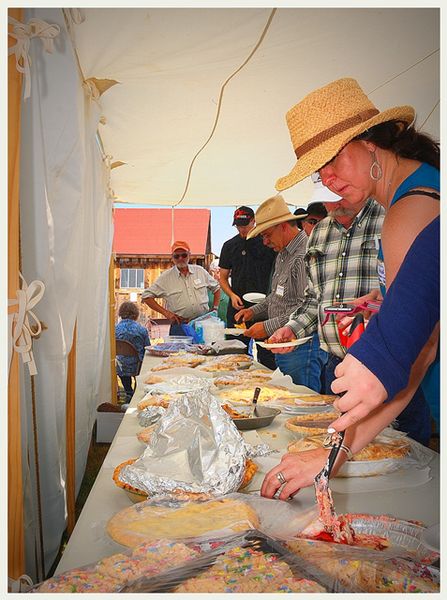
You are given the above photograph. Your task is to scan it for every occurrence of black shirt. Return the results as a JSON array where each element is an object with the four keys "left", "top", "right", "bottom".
[{"left": 219, "top": 234, "right": 276, "bottom": 296}]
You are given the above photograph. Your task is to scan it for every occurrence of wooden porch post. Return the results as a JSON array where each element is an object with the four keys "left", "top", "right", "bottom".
[{"left": 109, "top": 254, "right": 118, "bottom": 404}]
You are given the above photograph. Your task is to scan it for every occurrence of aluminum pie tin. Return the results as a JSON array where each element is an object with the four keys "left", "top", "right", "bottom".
[
  {"left": 233, "top": 406, "right": 281, "bottom": 431},
  {"left": 345, "top": 514, "right": 439, "bottom": 563}
]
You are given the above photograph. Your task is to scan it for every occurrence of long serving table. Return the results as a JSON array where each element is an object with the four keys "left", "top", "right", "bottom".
[{"left": 56, "top": 353, "right": 440, "bottom": 574}]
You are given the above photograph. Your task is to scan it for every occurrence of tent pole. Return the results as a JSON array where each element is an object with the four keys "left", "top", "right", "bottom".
[
  {"left": 8, "top": 7, "right": 25, "bottom": 580},
  {"left": 109, "top": 254, "right": 118, "bottom": 404},
  {"left": 65, "top": 323, "right": 77, "bottom": 535}
]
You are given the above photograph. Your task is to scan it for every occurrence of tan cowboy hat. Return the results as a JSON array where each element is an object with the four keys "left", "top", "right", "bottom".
[
  {"left": 247, "top": 194, "right": 304, "bottom": 239},
  {"left": 276, "top": 78, "right": 415, "bottom": 191}
]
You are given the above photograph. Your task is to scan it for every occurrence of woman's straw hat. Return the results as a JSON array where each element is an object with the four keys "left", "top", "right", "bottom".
[
  {"left": 276, "top": 78, "right": 415, "bottom": 191},
  {"left": 247, "top": 194, "right": 304, "bottom": 239}
]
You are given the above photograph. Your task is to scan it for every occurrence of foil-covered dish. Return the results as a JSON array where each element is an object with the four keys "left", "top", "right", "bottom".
[{"left": 117, "top": 390, "right": 260, "bottom": 498}]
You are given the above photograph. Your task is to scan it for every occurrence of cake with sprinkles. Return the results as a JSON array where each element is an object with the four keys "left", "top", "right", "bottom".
[
  {"left": 175, "top": 546, "right": 326, "bottom": 593},
  {"left": 35, "top": 539, "right": 198, "bottom": 593}
]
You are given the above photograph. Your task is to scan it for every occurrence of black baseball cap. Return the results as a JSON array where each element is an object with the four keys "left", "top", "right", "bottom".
[{"left": 233, "top": 206, "right": 255, "bottom": 226}]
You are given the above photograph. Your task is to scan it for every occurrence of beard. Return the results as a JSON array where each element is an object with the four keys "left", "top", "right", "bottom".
[{"left": 327, "top": 206, "right": 357, "bottom": 218}]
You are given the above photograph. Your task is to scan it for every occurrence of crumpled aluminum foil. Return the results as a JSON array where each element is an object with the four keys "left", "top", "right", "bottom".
[
  {"left": 138, "top": 406, "right": 165, "bottom": 427},
  {"left": 121, "top": 389, "right": 250, "bottom": 496},
  {"left": 144, "top": 375, "right": 212, "bottom": 395}
]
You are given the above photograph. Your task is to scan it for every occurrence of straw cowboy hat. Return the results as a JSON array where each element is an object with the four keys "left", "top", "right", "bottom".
[
  {"left": 276, "top": 78, "right": 415, "bottom": 191},
  {"left": 247, "top": 194, "right": 305, "bottom": 239}
]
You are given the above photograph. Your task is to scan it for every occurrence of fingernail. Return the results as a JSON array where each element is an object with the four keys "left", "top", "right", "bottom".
[{"left": 327, "top": 427, "right": 336, "bottom": 434}]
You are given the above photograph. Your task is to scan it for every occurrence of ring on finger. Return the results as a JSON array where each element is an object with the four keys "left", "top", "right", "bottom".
[{"left": 276, "top": 471, "right": 286, "bottom": 485}]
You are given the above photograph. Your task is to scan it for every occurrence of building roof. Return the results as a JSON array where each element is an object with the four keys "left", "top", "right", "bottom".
[{"left": 113, "top": 208, "right": 211, "bottom": 255}]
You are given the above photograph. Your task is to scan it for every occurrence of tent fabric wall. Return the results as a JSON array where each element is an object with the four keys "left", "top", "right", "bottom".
[{"left": 18, "top": 7, "right": 113, "bottom": 579}]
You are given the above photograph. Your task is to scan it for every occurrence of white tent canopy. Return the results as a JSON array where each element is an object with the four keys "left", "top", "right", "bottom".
[
  {"left": 73, "top": 7, "right": 439, "bottom": 207},
  {"left": 8, "top": 5, "right": 439, "bottom": 585}
]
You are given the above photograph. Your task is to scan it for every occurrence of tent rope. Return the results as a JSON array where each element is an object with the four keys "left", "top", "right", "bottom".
[
  {"left": 368, "top": 48, "right": 439, "bottom": 132},
  {"left": 174, "top": 8, "right": 277, "bottom": 207},
  {"left": 8, "top": 273, "right": 45, "bottom": 377},
  {"left": 8, "top": 16, "right": 61, "bottom": 100}
]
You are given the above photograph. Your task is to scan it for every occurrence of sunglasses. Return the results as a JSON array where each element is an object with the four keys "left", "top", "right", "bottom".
[{"left": 173, "top": 252, "right": 188, "bottom": 259}]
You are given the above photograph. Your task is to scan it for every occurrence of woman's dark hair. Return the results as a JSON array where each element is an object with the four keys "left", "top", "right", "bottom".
[
  {"left": 356, "top": 120, "right": 439, "bottom": 170},
  {"left": 119, "top": 301, "right": 139, "bottom": 320}
]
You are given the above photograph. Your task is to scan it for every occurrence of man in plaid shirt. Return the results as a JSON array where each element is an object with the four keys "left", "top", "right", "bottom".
[{"left": 270, "top": 195, "right": 384, "bottom": 393}]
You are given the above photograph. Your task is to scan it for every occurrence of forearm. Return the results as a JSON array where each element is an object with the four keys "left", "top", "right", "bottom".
[
  {"left": 219, "top": 271, "right": 233, "bottom": 298},
  {"left": 142, "top": 297, "right": 170, "bottom": 318},
  {"left": 287, "top": 285, "right": 319, "bottom": 338},
  {"left": 212, "top": 290, "right": 221, "bottom": 308},
  {"left": 263, "top": 313, "right": 295, "bottom": 337}
]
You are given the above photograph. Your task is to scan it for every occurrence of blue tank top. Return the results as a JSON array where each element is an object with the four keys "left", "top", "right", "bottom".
[
  {"left": 376, "top": 162, "right": 440, "bottom": 433},
  {"left": 377, "top": 163, "right": 440, "bottom": 295}
]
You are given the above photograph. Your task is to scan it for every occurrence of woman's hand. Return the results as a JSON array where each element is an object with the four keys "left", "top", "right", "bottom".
[
  {"left": 260, "top": 448, "right": 330, "bottom": 500},
  {"left": 265, "top": 326, "right": 297, "bottom": 354},
  {"left": 329, "top": 354, "right": 388, "bottom": 431}
]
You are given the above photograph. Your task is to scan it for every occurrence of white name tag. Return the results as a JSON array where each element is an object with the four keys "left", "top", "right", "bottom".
[
  {"left": 194, "top": 279, "right": 201, "bottom": 285},
  {"left": 276, "top": 285, "right": 285, "bottom": 297}
]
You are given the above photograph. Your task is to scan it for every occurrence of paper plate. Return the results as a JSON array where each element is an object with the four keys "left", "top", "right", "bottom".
[
  {"left": 257, "top": 337, "right": 312, "bottom": 349},
  {"left": 242, "top": 292, "right": 266, "bottom": 304},
  {"left": 224, "top": 328, "right": 246, "bottom": 336}
]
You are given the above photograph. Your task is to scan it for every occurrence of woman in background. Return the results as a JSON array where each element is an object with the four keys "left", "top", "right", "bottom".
[{"left": 115, "top": 301, "right": 150, "bottom": 401}]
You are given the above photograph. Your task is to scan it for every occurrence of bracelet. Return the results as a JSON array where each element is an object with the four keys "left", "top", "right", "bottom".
[{"left": 338, "top": 444, "right": 353, "bottom": 461}]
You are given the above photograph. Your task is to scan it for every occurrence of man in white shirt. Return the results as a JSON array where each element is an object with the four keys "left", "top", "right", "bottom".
[{"left": 141, "top": 241, "right": 220, "bottom": 335}]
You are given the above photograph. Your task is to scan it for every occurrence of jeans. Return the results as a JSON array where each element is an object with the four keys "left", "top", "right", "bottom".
[
  {"left": 275, "top": 333, "right": 328, "bottom": 392},
  {"left": 320, "top": 353, "right": 342, "bottom": 394}
]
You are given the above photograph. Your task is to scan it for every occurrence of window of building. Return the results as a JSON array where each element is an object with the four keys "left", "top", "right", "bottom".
[{"left": 120, "top": 268, "right": 144, "bottom": 288}]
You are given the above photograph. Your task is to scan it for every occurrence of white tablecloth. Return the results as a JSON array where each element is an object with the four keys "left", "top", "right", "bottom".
[{"left": 56, "top": 353, "right": 440, "bottom": 574}]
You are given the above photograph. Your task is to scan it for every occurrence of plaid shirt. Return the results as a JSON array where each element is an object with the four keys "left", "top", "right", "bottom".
[
  {"left": 250, "top": 230, "right": 307, "bottom": 336},
  {"left": 287, "top": 199, "right": 385, "bottom": 358}
]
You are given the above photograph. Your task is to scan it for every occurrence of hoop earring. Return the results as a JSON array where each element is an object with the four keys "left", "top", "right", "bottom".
[{"left": 369, "top": 152, "right": 383, "bottom": 181}]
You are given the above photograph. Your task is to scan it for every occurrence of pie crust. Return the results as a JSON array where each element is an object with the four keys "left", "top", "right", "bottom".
[
  {"left": 288, "top": 434, "right": 411, "bottom": 461},
  {"left": 285, "top": 412, "right": 340, "bottom": 435},
  {"left": 106, "top": 497, "right": 260, "bottom": 547},
  {"left": 217, "top": 386, "right": 333, "bottom": 406},
  {"left": 151, "top": 354, "right": 206, "bottom": 371},
  {"left": 112, "top": 458, "right": 258, "bottom": 499}
]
